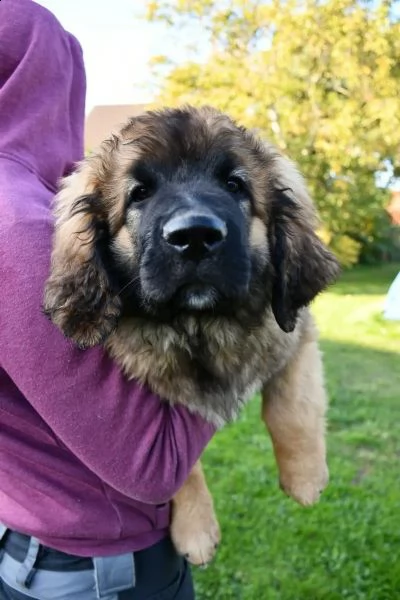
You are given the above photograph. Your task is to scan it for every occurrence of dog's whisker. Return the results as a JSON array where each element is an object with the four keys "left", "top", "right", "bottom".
[{"left": 115, "top": 275, "right": 141, "bottom": 297}]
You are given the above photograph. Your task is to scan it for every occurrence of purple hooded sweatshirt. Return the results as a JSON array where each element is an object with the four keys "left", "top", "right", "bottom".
[{"left": 0, "top": 0, "right": 215, "bottom": 557}]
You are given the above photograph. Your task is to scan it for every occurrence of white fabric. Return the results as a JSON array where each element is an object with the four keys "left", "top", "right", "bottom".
[{"left": 383, "top": 271, "right": 400, "bottom": 320}]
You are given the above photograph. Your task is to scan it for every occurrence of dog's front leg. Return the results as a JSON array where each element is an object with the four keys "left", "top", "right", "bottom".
[
  {"left": 261, "top": 333, "right": 329, "bottom": 506},
  {"left": 170, "top": 460, "right": 220, "bottom": 565}
]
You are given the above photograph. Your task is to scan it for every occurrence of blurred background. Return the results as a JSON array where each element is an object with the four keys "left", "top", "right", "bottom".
[{"left": 38, "top": 1, "right": 400, "bottom": 598}]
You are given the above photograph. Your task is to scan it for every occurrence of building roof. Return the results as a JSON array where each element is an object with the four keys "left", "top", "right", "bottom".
[{"left": 85, "top": 104, "right": 147, "bottom": 151}]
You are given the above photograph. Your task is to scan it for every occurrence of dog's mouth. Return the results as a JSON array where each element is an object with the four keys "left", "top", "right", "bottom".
[
  {"left": 176, "top": 283, "right": 219, "bottom": 310},
  {"left": 129, "top": 237, "right": 252, "bottom": 319}
]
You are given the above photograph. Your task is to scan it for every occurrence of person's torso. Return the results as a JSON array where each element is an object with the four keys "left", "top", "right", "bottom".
[{"left": 0, "top": 366, "right": 170, "bottom": 556}]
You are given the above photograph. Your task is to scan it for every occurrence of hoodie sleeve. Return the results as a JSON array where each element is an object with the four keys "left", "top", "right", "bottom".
[{"left": 0, "top": 199, "right": 216, "bottom": 505}]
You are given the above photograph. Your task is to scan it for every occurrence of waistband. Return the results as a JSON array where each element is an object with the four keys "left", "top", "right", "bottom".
[
  {"left": 0, "top": 526, "right": 181, "bottom": 596},
  {"left": 2, "top": 530, "right": 93, "bottom": 571}
]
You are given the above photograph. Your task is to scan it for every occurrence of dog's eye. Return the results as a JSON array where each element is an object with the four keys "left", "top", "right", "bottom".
[
  {"left": 128, "top": 184, "right": 151, "bottom": 204},
  {"left": 225, "top": 177, "right": 244, "bottom": 194}
]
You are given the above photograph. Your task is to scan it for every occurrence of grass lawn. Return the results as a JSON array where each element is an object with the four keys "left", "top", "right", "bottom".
[{"left": 195, "top": 264, "right": 400, "bottom": 600}]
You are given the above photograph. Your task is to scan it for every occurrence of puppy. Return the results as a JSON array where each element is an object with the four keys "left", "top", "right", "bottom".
[{"left": 44, "top": 106, "right": 340, "bottom": 565}]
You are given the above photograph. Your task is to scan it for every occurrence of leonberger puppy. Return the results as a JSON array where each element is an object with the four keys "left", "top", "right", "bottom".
[{"left": 43, "top": 106, "right": 340, "bottom": 565}]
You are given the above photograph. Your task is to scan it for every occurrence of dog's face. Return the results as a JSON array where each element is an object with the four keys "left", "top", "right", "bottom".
[
  {"left": 117, "top": 127, "right": 255, "bottom": 317},
  {"left": 44, "top": 106, "right": 340, "bottom": 348}
]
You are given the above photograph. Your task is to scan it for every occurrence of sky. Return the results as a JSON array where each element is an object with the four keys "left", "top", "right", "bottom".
[{"left": 36, "top": 0, "right": 187, "bottom": 113}]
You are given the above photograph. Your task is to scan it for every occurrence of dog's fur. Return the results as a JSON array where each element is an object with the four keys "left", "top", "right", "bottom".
[{"left": 43, "top": 106, "right": 340, "bottom": 564}]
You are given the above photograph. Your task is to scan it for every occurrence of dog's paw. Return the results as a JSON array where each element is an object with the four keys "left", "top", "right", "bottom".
[
  {"left": 170, "top": 502, "right": 221, "bottom": 566},
  {"left": 279, "top": 461, "right": 329, "bottom": 506}
]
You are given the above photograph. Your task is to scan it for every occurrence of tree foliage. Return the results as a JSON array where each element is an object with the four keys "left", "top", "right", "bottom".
[{"left": 147, "top": 0, "right": 400, "bottom": 264}]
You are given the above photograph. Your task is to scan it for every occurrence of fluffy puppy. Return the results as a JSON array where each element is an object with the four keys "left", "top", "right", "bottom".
[{"left": 44, "top": 106, "right": 340, "bottom": 564}]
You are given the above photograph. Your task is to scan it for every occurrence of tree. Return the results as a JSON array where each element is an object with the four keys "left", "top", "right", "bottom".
[{"left": 147, "top": 0, "right": 400, "bottom": 264}]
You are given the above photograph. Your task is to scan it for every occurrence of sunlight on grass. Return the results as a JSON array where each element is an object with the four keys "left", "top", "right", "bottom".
[
  {"left": 315, "top": 267, "right": 400, "bottom": 353},
  {"left": 195, "top": 264, "right": 400, "bottom": 600}
]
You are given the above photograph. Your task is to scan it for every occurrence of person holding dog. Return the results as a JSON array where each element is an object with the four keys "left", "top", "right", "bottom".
[{"left": 0, "top": 1, "right": 216, "bottom": 598}]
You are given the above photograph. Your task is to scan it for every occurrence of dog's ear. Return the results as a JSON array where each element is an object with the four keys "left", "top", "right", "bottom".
[
  {"left": 268, "top": 158, "right": 340, "bottom": 333},
  {"left": 43, "top": 161, "right": 121, "bottom": 348}
]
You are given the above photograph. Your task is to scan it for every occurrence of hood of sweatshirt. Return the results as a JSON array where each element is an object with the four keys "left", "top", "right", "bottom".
[{"left": 0, "top": 0, "right": 86, "bottom": 192}]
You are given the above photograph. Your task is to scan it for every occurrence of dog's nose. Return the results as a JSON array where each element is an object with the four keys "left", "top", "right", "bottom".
[{"left": 162, "top": 213, "right": 227, "bottom": 259}]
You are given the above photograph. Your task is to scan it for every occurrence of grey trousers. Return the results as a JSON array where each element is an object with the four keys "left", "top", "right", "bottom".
[{"left": 0, "top": 525, "right": 194, "bottom": 599}]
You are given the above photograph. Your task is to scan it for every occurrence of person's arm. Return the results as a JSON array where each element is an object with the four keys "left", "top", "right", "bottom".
[{"left": 0, "top": 217, "right": 215, "bottom": 505}]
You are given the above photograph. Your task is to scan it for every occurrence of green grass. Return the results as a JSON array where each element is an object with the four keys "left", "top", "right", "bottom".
[{"left": 195, "top": 264, "right": 400, "bottom": 600}]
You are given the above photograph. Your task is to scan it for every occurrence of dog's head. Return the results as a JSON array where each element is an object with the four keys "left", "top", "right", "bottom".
[{"left": 43, "top": 106, "right": 340, "bottom": 347}]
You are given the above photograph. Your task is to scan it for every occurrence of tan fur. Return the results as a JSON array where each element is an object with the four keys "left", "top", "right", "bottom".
[
  {"left": 262, "top": 315, "right": 329, "bottom": 506},
  {"left": 43, "top": 106, "right": 340, "bottom": 565},
  {"left": 111, "top": 225, "right": 137, "bottom": 268},
  {"left": 106, "top": 308, "right": 302, "bottom": 426},
  {"left": 52, "top": 167, "right": 95, "bottom": 263},
  {"left": 170, "top": 461, "right": 220, "bottom": 565}
]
